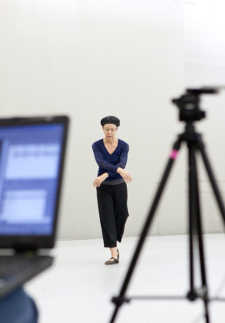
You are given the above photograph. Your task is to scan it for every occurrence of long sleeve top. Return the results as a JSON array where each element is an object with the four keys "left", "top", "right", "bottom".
[{"left": 92, "top": 139, "right": 129, "bottom": 181}]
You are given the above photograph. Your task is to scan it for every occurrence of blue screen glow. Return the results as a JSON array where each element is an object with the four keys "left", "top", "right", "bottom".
[{"left": 0, "top": 124, "right": 64, "bottom": 236}]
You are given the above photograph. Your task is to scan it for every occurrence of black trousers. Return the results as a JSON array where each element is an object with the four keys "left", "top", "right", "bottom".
[{"left": 96, "top": 182, "right": 129, "bottom": 248}]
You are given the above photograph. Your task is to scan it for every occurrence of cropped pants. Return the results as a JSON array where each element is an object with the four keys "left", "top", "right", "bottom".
[{"left": 96, "top": 182, "right": 129, "bottom": 248}]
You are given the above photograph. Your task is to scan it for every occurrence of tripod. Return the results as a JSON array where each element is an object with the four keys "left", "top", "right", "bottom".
[{"left": 110, "top": 88, "right": 225, "bottom": 323}]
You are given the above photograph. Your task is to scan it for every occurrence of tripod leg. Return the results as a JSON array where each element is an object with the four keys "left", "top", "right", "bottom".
[
  {"left": 189, "top": 145, "right": 210, "bottom": 323},
  {"left": 188, "top": 145, "right": 196, "bottom": 299},
  {"left": 110, "top": 140, "right": 181, "bottom": 323},
  {"left": 198, "top": 141, "right": 225, "bottom": 224}
]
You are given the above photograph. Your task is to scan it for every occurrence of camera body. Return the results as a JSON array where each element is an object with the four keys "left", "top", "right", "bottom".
[{"left": 172, "top": 87, "right": 219, "bottom": 122}]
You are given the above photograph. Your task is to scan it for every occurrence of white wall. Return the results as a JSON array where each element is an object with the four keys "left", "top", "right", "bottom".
[{"left": 1, "top": 0, "right": 224, "bottom": 241}]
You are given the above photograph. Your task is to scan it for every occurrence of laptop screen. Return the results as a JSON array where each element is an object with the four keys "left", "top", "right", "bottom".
[{"left": 0, "top": 123, "right": 64, "bottom": 236}]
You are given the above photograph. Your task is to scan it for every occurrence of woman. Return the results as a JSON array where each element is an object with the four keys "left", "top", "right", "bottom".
[{"left": 92, "top": 116, "right": 132, "bottom": 265}]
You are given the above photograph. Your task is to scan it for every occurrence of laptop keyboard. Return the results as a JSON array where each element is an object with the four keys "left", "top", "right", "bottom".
[{"left": 0, "top": 255, "right": 39, "bottom": 279}]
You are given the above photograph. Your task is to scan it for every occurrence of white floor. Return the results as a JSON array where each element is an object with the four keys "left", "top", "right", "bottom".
[{"left": 26, "top": 234, "right": 225, "bottom": 323}]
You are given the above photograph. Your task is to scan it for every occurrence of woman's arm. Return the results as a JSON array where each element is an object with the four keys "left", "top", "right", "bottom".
[
  {"left": 115, "top": 144, "right": 129, "bottom": 170},
  {"left": 92, "top": 143, "right": 117, "bottom": 173},
  {"left": 116, "top": 144, "right": 132, "bottom": 183},
  {"left": 106, "top": 144, "right": 132, "bottom": 183},
  {"left": 99, "top": 144, "right": 129, "bottom": 176},
  {"left": 92, "top": 142, "right": 132, "bottom": 184},
  {"left": 116, "top": 167, "right": 132, "bottom": 183},
  {"left": 93, "top": 172, "right": 109, "bottom": 187}
]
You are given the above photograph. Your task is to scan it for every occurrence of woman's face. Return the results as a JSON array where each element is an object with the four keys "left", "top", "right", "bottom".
[{"left": 102, "top": 123, "right": 118, "bottom": 140}]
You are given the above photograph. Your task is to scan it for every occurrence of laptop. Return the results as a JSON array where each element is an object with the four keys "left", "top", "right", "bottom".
[{"left": 0, "top": 116, "right": 69, "bottom": 298}]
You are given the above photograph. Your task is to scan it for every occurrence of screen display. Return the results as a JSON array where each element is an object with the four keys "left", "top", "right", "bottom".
[{"left": 0, "top": 124, "right": 64, "bottom": 236}]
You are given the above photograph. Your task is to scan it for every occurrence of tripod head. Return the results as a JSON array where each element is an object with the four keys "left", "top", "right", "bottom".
[{"left": 172, "top": 87, "right": 219, "bottom": 122}]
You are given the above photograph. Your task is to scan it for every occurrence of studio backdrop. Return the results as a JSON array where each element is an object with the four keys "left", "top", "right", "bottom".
[{"left": 0, "top": 0, "right": 225, "bottom": 240}]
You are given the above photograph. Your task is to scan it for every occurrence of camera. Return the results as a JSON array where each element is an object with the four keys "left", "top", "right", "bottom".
[{"left": 172, "top": 87, "right": 219, "bottom": 122}]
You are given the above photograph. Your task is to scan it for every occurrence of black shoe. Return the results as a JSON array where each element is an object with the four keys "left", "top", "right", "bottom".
[{"left": 105, "top": 257, "right": 119, "bottom": 265}]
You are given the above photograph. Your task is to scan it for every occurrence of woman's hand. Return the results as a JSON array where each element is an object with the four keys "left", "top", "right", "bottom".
[
  {"left": 117, "top": 167, "right": 132, "bottom": 184},
  {"left": 93, "top": 173, "right": 109, "bottom": 187}
]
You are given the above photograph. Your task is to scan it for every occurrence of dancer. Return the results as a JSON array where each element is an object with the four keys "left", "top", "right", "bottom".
[{"left": 92, "top": 116, "right": 132, "bottom": 265}]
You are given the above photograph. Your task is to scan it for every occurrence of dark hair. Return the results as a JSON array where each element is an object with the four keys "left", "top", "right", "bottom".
[{"left": 101, "top": 116, "right": 120, "bottom": 127}]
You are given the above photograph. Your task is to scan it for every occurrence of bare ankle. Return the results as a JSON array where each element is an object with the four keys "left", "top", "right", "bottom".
[{"left": 110, "top": 247, "right": 117, "bottom": 258}]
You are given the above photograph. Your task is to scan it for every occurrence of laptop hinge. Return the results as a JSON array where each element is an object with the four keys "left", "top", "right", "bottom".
[
  {"left": 13, "top": 248, "right": 54, "bottom": 257},
  {"left": 13, "top": 243, "right": 38, "bottom": 253}
]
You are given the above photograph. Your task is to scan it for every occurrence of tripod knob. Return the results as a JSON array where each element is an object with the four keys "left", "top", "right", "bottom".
[{"left": 187, "top": 291, "right": 198, "bottom": 301}]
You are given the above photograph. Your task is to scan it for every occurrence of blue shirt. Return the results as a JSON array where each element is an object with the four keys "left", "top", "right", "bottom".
[{"left": 92, "top": 139, "right": 129, "bottom": 181}]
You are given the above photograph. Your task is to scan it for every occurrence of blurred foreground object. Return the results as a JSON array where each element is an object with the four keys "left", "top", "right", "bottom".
[
  {"left": 0, "top": 116, "right": 69, "bottom": 322},
  {"left": 0, "top": 287, "right": 38, "bottom": 323},
  {"left": 110, "top": 88, "right": 225, "bottom": 323}
]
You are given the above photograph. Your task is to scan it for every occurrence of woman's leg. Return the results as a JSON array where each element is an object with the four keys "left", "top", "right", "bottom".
[
  {"left": 97, "top": 185, "right": 117, "bottom": 248},
  {"left": 110, "top": 247, "right": 118, "bottom": 258},
  {"left": 113, "top": 183, "right": 129, "bottom": 243}
]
